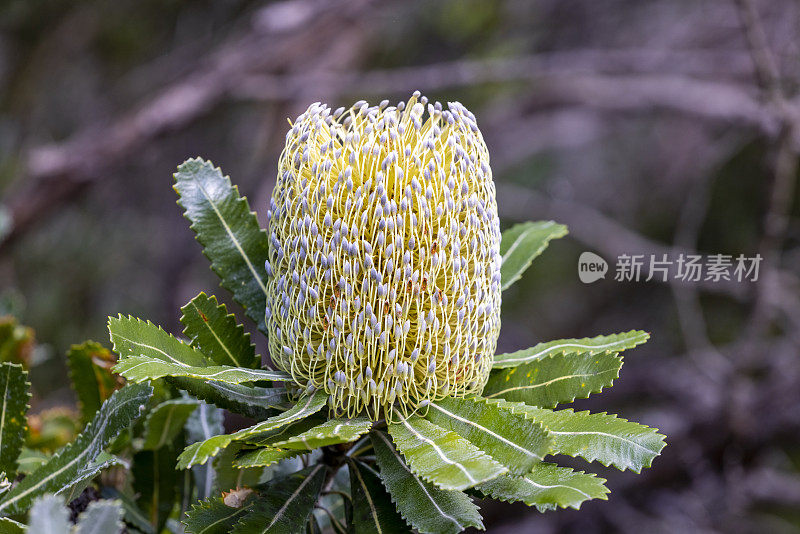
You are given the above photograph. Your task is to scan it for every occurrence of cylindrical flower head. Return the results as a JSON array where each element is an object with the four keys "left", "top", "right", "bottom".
[{"left": 265, "top": 92, "right": 502, "bottom": 420}]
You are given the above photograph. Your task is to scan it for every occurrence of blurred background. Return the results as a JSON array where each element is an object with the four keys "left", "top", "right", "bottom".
[{"left": 0, "top": 0, "right": 799, "bottom": 532}]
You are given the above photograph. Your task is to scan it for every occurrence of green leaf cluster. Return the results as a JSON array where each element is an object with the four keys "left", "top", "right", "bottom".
[{"left": 0, "top": 159, "right": 666, "bottom": 533}]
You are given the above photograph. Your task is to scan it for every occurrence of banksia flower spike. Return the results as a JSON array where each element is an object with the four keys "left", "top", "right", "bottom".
[{"left": 264, "top": 91, "right": 502, "bottom": 420}]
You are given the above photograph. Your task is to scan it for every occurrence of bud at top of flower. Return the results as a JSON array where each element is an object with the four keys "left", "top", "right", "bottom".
[{"left": 265, "top": 92, "right": 502, "bottom": 420}]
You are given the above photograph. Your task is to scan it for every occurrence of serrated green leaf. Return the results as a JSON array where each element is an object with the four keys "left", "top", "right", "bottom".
[
  {"left": 181, "top": 293, "right": 259, "bottom": 369},
  {"left": 27, "top": 494, "right": 69, "bottom": 534},
  {"left": 133, "top": 447, "right": 179, "bottom": 533},
  {"left": 500, "top": 221, "right": 568, "bottom": 291},
  {"left": 493, "top": 330, "right": 649, "bottom": 369},
  {"left": 169, "top": 379, "right": 286, "bottom": 419},
  {"left": 178, "top": 391, "right": 327, "bottom": 469},
  {"left": 0, "top": 517, "right": 24, "bottom": 533},
  {"left": 185, "top": 403, "right": 224, "bottom": 501},
  {"left": 0, "top": 383, "right": 152, "bottom": 514},
  {"left": 233, "top": 448, "right": 303, "bottom": 469},
  {"left": 370, "top": 431, "right": 482, "bottom": 534},
  {"left": 0, "top": 363, "right": 30, "bottom": 478},
  {"left": 348, "top": 458, "right": 409, "bottom": 534},
  {"left": 483, "top": 351, "right": 622, "bottom": 408},
  {"left": 488, "top": 400, "right": 666, "bottom": 472},
  {"left": 174, "top": 158, "right": 270, "bottom": 333},
  {"left": 141, "top": 399, "right": 199, "bottom": 450},
  {"left": 478, "top": 462, "right": 609, "bottom": 512},
  {"left": 74, "top": 500, "right": 125, "bottom": 534},
  {"left": 387, "top": 413, "right": 507, "bottom": 491},
  {"left": 66, "top": 342, "right": 121, "bottom": 423},
  {"left": 270, "top": 417, "right": 372, "bottom": 450},
  {"left": 108, "top": 315, "right": 208, "bottom": 368},
  {"left": 58, "top": 452, "right": 127, "bottom": 504},
  {"left": 115, "top": 356, "right": 290, "bottom": 385},
  {"left": 231, "top": 465, "right": 326, "bottom": 534},
  {"left": 425, "top": 396, "right": 551, "bottom": 475},
  {"left": 183, "top": 495, "right": 257, "bottom": 534}
]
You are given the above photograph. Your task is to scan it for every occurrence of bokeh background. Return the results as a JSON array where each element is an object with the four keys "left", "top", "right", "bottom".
[{"left": 1, "top": 0, "right": 799, "bottom": 532}]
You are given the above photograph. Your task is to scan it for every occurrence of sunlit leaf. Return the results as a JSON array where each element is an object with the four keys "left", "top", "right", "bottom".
[
  {"left": 425, "top": 396, "right": 551, "bottom": 475},
  {"left": 493, "top": 330, "right": 649, "bottom": 369},
  {"left": 184, "top": 495, "right": 257, "bottom": 534},
  {"left": 478, "top": 462, "right": 609, "bottom": 512},
  {"left": 489, "top": 400, "right": 666, "bottom": 472},
  {"left": 483, "top": 351, "right": 622, "bottom": 407},
  {"left": 387, "top": 414, "right": 506, "bottom": 491},
  {"left": 270, "top": 417, "right": 372, "bottom": 450}
]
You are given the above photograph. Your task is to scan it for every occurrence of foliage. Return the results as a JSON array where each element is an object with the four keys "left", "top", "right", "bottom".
[{"left": 0, "top": 159, "right": 665, "bottom": 533}]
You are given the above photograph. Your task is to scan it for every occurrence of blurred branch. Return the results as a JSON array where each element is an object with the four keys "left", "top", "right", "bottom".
[
  {"left": 0, "top": 0, "right": 374, "bottom": 253},
  {"left": 734, "top": 0, "right": 800, "bottom": 338},
  {"left": 495, "top": 182, "right": 750, "bottom": 299}
]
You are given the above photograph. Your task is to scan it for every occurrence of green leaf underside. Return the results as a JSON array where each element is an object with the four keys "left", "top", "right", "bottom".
[
  {"left": 478, "top": 462, "right": 609, "bottom": 512},
  {"left": 349, "top": 458, "right": 410, "bottom": 534},
  {"left": 184, "top": 495, "right": 257, "bottom": 534},
  {"left": 28, "top": 494, "right": 70, "bottom": 533},
  {"left": 0, "top": 517, "right": 24, "bottom": 533},
  {"left": 58, "top": 452, "right": 126, "bottom": 504},
  {"left": 66, "top": 341, "right": 118, "bottom": 423},
  {"left": 489, "top": 400, "right": 666, "bottom": 472},
  {"left": 141, "top": 399, "right": 199, "bottom": 450},
  {"left": 388, "top": 413, "right": 507, "bottom": 491},
  {"left": 426, "top": 396, "right": 552, "bottom": 475},
  {"left": 174, "top": 158, "right": 270, "bottom": 333},
  {"left": 370, "top": 431, "right": 482, "bottom": 534},
  {"left": 181, "top": 292, "right": 259, "bottom": 369},
  {"left": 231, "top": 465, "right": 326, "bottom": 534},
  {"left": 178, "top": 390, "right": 327, "bottom": 469},
  {"left": 233, "top": 447, "right": 303, "bottom": 469},
  {"left": 169, "top": 378, "right": 287, "bottom": 419},
  {"left": 270, "top": 417, "right": 372, "bottom": 450},
  {"left": 133, "top": 447, "right": 178, "bottom": 533},
  {"left": 0, "top": 363, "right": 30, "bottom": 478},
  {"left": 483, "top": 351, "right": 623, "bottom": 408},
  {"left": 493, "top": 330, "right": 649, "bottom": 369},
  {"left": 115, "top": 356, "right": 290, "bottom": 385},
  {"left": 240, "top": 415, "right": 325, "bottom": 446},
  {"left": 500, "top": 221, "right": 568, "bottom": 291},
  {"left": 0, "top": 383, "right": 152, "bottom": 514},
  {"left": 74, "top": 500, "right": 125, "bottom": 534},
  {"left": 185, "top": 403, "right": 224, "bottom": 501}
]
